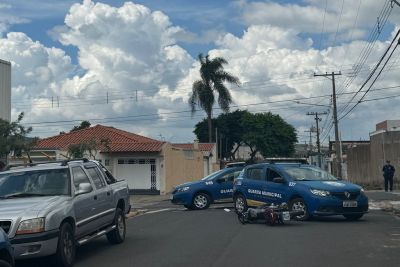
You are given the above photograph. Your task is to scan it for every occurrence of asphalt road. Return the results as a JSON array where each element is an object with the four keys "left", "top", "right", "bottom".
[{"left": 17, "top": 206, "right": 400, "bottom": 267}]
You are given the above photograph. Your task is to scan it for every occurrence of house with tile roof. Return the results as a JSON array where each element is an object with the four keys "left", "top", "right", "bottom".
[
  {"left": 31, "top": 125, "right": 208, "bottom": 195},
  {"left": 172, "top": 142, "right": 217, "bottom": 175}
]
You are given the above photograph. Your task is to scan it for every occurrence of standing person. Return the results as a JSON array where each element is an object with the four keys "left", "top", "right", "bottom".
[{"left": 382, "top": 160, "right": 395, "bottom": 192}]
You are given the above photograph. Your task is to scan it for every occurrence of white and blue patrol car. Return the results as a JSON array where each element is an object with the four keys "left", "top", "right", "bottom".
[
  {"left": 171, "top": 167, "right": 244, "bottom": 209},
  {"left": 233, "top": 163, "right": 368, "bottom": 220}
]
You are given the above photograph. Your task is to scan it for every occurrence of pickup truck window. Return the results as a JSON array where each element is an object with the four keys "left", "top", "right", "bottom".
[
  {"left": 72, "top": 167, "right": 93, "bottom": 191},
  {"left": 86, "top": 167, "right": 106, "bottom": 189},
  {"left": 0, "top": 169, "right": 70, "bottom": 197}
]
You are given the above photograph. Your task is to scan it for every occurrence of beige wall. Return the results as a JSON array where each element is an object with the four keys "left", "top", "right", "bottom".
[
  {"left": 162, "top": 143, "right": 204, "bottom": 194},
  {"left": 347, "top": 131, "right": 400, "bottom": 189}
]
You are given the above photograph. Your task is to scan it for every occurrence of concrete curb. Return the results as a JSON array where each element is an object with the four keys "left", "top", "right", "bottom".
[
  {"left": 370, "top": 200, "right": 400, "bottom": 216},
  {"left": 126, "top": 209, "right": 148, "bottom": 219}
]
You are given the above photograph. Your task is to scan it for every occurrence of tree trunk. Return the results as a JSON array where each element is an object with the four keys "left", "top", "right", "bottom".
[{"left": 207, "top": 113, "right": 212, "bottom": 143}]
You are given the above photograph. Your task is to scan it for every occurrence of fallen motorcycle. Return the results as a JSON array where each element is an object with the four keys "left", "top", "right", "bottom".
[{"left": 237, "top": 202, "right": 304, "bottom": 226}]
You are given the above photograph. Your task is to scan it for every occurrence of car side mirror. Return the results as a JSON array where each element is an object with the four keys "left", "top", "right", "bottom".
[
  {"left": 76, "top": 183, "right": 93, "bottom": 195},
  {"left": 272, "top": 177, "right": 285, "bottom": 184}
]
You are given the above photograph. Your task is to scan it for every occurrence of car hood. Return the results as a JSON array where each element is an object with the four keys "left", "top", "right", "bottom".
[
  {"left": 175, "top": 181, "right": 201, "bottom": 189},
  {"left": 297, "top": 180, "right": 361, "bottom": 192},
  {"left": 0, "top": 196, "right": 69, "bottom": 219}
]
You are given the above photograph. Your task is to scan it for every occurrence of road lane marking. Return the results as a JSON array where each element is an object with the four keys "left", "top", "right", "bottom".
[{"left": 145, "top": 208, "right": 173, "bottom": 214}]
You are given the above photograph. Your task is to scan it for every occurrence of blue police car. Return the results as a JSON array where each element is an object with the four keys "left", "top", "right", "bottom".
[
  {"left": 233, "top": 163, "right": 368, "bottom": 220},
  {"left": 0, "top": 228, "right": 14, "bottom": 267},
  {"left": 171, "top": 167, "right": 244, "bottom": 209}
]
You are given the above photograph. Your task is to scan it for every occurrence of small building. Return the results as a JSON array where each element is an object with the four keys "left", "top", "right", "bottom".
[
  {"left": 346, "top": 120, "right": 400, "bottom": 189},
  {"left": 33, "top": 125, "right": 207, "bottom": 194},
  {"left": 172, "top": 142, "right": 217, "bottom": 176}
]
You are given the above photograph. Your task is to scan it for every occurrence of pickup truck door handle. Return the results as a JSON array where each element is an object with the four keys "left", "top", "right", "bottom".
[{"left": 94, "top": 195, "right": 98, "bottom": 200}]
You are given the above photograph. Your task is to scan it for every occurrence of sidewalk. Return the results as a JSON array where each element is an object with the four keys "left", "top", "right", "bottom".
[
  {"left": 127, "top": 194, "right": 172, "bottom": 218},
  {"left": 366, "top": 190, "right": 400, "bottom": 216},
  {"left": 130, "top": 194, "right": 171, "bottom": 205}
]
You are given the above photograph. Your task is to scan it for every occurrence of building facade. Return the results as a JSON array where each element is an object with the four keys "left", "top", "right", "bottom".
[
  {"left": 0, "top": 59, "right": 11, "bottom": 122},
  {"left": 31, "top": 125, "right": 210, "bottom": 194}
]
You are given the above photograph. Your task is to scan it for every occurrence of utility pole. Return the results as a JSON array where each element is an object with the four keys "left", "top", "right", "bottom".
[
  {"left": 307, "top": 112, "right": 327, "bottom": 168},
  {"left": 307, "top": 112, "right": 327, "bottom": 154},
  {"left": 304, "top": 127, "right": 314, "bottom": 155},
  {"left": 314, "top": 71, "right": 342, "bottom": 178}
]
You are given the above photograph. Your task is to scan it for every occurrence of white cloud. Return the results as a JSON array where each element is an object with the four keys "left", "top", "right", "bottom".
[
  {"left": 2, "top": 0, "right": 400, "bottom": 143},
  {"left": 239, "top": 0, "right": 400, "bottom": 45}
]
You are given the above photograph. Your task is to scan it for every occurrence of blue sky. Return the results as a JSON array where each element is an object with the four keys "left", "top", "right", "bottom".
[{"left": 1, "top": 0, "right": 400, "bottom": 144}]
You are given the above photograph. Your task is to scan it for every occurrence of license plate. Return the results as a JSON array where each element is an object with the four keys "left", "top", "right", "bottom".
[
  {"left": 282, "top": 211, "right": 290, "bottom": 221},
  {"left": 343, "top": 201, "right": 358, "bottom": 207}
]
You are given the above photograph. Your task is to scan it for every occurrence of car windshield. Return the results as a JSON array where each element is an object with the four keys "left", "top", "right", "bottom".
[
  {"left": 281, "top": 166, "right": 337, "bottom": 181},
  {"left": 0, "top": 168, "right": 70, "bottom": 198},
  {"left": 201, "top": 169, "right": 227, "bottom": 181}
]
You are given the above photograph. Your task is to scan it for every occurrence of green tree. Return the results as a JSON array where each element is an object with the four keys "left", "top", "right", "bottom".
[
  {"left": 0, "top": 113, "right": 38, "bottom": 163},
  {"left": 194, "top": 110, "right": 249, "bottom": 159},
  {"left": 193, "top": 110, "right": 298, "bottom": 161},
  {"left": 67, "top": 138, "right": 111, "bottom": 159},
  {"left": 189, "top": 53, "right": 240, "bottom": 142},
  {"left": 71, "top": 121, "right": 91, "bottom": 132},
  {"left": 242, "top": 112, "right": 298, "bottom": 161}
]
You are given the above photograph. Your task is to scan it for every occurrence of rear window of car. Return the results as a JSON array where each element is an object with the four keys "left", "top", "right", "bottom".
[{"left": 246, "top": 168, "right": 264, "bottom": 181}]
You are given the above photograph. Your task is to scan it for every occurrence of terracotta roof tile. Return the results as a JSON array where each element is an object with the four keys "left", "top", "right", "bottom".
[
  {"left": 172, "top": 143, "right": 215, "bottom": 152},
  {"left": 35, "top": 125, "right": 164, "bottom": 153}
]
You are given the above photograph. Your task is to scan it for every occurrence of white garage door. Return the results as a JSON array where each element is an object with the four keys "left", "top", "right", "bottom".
[{"left": 116, "top": 159, "right": 157, "bottom": 190}]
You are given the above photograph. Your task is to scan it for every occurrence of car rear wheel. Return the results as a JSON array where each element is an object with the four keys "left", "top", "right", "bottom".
[
  {"left": 55, "top": 223, "right": 75, "bottom": 267},
  {"left": 192, "top": 193, "right": 211, "bottom": 210},
  {"left": 234, "top": 194, "right": 248, "bottom": 214},
  {"left": 107, "top": 208, "right": 126, "bottom": 244},
  {"left": 289, "top": 198, "right": 309, "bottom": 221},
  {"left": 0, "top": 260, "right": 12, "bottom": 267},
  {"left": 343, "top": 214, "right": 364, "bottom": 221}
]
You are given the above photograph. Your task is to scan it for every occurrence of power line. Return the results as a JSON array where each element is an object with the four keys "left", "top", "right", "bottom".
[{"left": 339, "top": 38, "right": 400, "bottom": 120}]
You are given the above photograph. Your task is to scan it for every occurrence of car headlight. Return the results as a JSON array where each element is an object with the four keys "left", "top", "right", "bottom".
[
  {"left": 17, "top": 218, "right": 45, "bottom": 235},
  {"left": 176, "top": 186, "right": 190, "bottom": 192},
  {"left": 360, "top": 187, "right": 366, "bottom": 196},
  {"left": 310, "top": 189, "right": 330, "bottom": 197}
]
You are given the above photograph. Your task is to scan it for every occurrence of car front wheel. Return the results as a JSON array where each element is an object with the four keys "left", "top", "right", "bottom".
[
  {"left": 289, "top": 198, "right": 309, "bottom": 221},
  {"left": 234, "top": 194, "right": 248, "bottom": 214},
  {"left": 192, "top": 193, "right": 211, "bottom": 210},
  {"left": 55, "top": 223, "right": 76, "bottom": 267}
]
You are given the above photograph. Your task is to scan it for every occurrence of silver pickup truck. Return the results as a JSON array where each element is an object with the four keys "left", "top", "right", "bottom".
[{"left": 0, "top": 159, "right": 130, "bottom": 267}]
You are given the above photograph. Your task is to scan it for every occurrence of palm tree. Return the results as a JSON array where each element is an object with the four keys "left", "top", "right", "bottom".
[{"left": 189, "top": 54, "right": 240, "bottom": 142}]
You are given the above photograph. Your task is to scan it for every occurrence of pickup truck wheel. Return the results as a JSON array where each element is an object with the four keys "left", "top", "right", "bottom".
[
  {"left": 107, "top": 208, "right": 126, "bottom": 244},
  {"left": 0, "top": 260, "right": 12, "bottom": 267},
  {"left": 55, "top": 223, "right": 75, "bottom": 267}
]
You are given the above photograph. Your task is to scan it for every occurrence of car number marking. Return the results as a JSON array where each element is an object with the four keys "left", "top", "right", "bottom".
[
  {"left": 205, "top": 181, "right": 213, "bottom": 185},
  {"left": 289, "top": 182, "right": 296, "bottom": 187}
]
